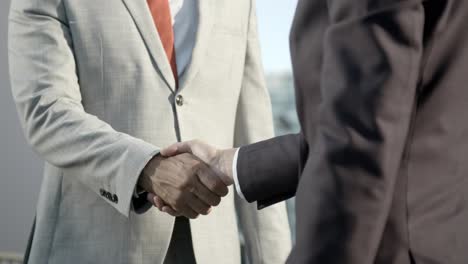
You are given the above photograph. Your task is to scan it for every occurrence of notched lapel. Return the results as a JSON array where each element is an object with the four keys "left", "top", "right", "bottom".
[
  {"left": 178, "top": 0, "right": 215, "bottom": 91},
  {"left": 122, "top": 0, "right": 176, "bottom": 91}
]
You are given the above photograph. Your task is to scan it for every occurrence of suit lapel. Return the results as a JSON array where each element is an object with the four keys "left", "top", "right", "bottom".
[
  {"left": 178, "top": 0, "right": 215, "bottom": 91},
  {"left": 122, "top": 0, "right": 176, "bottom": 91}
]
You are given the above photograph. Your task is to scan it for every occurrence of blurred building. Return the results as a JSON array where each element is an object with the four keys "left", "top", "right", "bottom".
[
  {"left": 267, "top": 72, "right": 300, "bottom": 136},
  {"left": 265, "top": 71, "right": 299, "bottom": 242}
]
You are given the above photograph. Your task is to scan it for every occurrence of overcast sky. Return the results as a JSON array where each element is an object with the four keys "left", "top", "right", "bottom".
[{"left": 256, "top": 0, "right": 298, "bottom": 73}]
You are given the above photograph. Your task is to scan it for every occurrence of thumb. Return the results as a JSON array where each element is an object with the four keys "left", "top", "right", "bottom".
[
  {"left": 161, "top": 141, "right": 194, "bottom": 157},
  {"left": 160, "top": 143, "right": 180, "bottom": 157}
]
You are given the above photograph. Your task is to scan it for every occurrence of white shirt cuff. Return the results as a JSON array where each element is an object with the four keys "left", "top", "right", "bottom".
[
  {"left": 133, "top": 186, "right": 146, "bottom": 198},
  {"left": 232, "top": 148, "right": 246, "bottom": 200}
]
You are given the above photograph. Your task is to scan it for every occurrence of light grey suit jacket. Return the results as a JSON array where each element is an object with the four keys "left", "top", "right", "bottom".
[{"left": 8, "top": 0, "right": 291, "bottom": 263}]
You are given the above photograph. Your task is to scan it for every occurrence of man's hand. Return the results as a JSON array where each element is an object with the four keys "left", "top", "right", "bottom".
[
  {"left": 138, "top": 153, "right": 228, "bottom": 219},
  {"left": 147, "top": 141, "right": 238, "bottom": 215},
  {"left": 162, "top": 140, "right": 237, "bottom": 186}
]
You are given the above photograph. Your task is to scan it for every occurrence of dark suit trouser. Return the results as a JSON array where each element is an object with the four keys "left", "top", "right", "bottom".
[{"left": 163, "top": 217, "right": 196, "bottom": 264}]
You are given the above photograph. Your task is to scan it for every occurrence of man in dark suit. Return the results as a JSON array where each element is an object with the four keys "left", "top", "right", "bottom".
[{"left": 151, "top": 0, "right": 468, "bottom": 263}]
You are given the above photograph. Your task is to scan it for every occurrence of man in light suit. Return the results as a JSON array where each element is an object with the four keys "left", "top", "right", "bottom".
[
  {"left": 8, "top": 0, "right": 291, "bottom": 263},
  {"left": 158, "top": 0, "right": 468, "bottom": 263}
]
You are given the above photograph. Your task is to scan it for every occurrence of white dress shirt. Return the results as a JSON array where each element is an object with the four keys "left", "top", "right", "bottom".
[
  {"left": 232, "top": 148, "right": 246, "bottom": 199},
  {"left": 170, "top": 0, "right": 198, "bottom": 76},
  {"left": 232, "top": 148, "right": 248, "bottom": 199}
]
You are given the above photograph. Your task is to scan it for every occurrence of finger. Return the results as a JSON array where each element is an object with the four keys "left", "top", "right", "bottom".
[
  {"left": 156, "top": 197, "right": 186, "bottom": 217},
  {"left": 178, "top": 205, "right": 200, "bottom": 219},
  {"left": 160, "top": 143, "right": 181, "bottom": 157},
  {"left": 186, "top": 193, "right": 211, "bottom": 215},
  {"left": 170, "top": 194, "right": 200, "bottom": 219},
  {"left": 191, "top": 177, "right": 222, "bottom": 207},
  {"left": 153, "top": 196, "right": 166, "bottom": 211},
  {"left": 162, "top": 206, "right": 181, "bottom": 217},
  {"left": 161, "top": 142, "right": 193, "bottom": 157},
  {"left": 147, "top": 193, "right": 157, "bottom": 207},
  {"left": 197, "top": 164, "right": 229, "bottom": 197}
]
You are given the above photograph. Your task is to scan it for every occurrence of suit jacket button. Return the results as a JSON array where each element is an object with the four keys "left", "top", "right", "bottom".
[{"left": 175, "top": 94, "right": 184, "bottom": 106}]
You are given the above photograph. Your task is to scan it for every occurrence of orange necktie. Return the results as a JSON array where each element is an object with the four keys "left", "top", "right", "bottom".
[{"left": 147, "top": 0, "right": 178, "bottom": 85}]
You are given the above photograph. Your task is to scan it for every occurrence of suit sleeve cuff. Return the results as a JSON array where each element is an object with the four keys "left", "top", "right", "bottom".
[
  {"left": 233, "top": 148, "right": 246, "bottom": 200},
  {"left": 133, "top": 185, "right": 147, "bottom": 198},
  {"left": 132, "top": 184, "right": 153, "bottom": 214},
  {"left": 114, "top": 136, "right": 160, "bottom": 217}
]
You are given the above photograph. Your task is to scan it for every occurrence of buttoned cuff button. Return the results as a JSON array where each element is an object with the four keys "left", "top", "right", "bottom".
[
  {"left": 112, "top": 194, "right": 119, "bottom": 204},
  {"left": 99, "top": 189, "right": 118, "bottom": 204}
]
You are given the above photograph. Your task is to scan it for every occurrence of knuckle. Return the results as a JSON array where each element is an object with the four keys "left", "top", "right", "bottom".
[
  {"left": 188, "top": 166, "right": 197, "bottom": 175},
  {"left": 178, "top": 178, "right": 192, "bottom": 190},
  {"left": 206, "top": 179, "right": 217, "bottom": 189},
  {"left": 171, "top": 203, "right": 180, "bottom": 211},
  {"left": 191, "top": 161, "right": 202, "bottom": 172},
  {"left": 178, "top": 180, "right": 188, "bottom": 190},
  {"left": 171, "top": 156, "right": 183, "bottom": 167},
  {"left": 181, "top": 153, "right": 192, "bottom": 160},
  {"left": 173, "top": 196, "right": 184, "bottom": 208},
  {"left": 160, "top": 191, "right": 170, "bottom": 202},
  {"left": 175, "top": 181, "right": 185, "bottom": 190},
  {"left": 171, "top": 204, "right": 180, "bottom": 212},
  {"left": 208, "top": 184, "right": 219, "bottom": 196}
]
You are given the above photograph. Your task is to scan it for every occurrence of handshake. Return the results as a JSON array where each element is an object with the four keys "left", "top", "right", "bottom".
[{"left": 138, "top": 140, "right": 237, "bottom": 219}]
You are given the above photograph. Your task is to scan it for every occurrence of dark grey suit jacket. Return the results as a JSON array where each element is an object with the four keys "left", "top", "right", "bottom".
[{"left": 237, "top": 0, "right": 468, "bottom": 263}]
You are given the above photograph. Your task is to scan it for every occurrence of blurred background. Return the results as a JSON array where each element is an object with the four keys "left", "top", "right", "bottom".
[{"left": 0, "top": 0, "right": 299, "bottom": 259}]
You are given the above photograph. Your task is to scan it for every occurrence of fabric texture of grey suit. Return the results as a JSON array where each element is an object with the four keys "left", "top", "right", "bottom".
[
  {"left": 237, "top": 0, "right": 468, "bottom": 263},
  {"left": 8, "top": 0, "right": 292, "bottom": 263}
]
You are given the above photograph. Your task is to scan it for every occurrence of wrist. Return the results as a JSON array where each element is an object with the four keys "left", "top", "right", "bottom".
[
  {"left": 139, "top": 154, "right": 163, "bottom": 192},
  {"left": 217, "top": 148, "right": 237, "bottom": 186}
]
